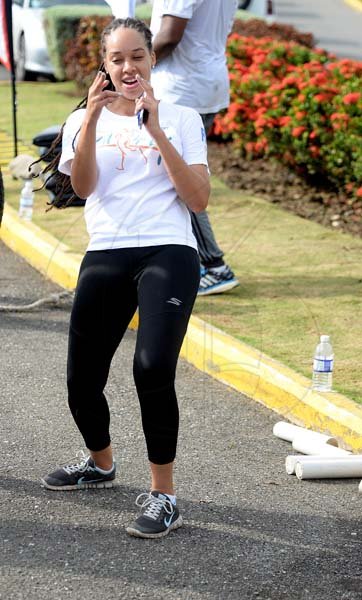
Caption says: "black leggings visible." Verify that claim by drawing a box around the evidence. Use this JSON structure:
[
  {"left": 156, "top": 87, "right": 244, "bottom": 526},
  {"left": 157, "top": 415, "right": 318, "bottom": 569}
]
[{"left": 67, "top": 245, "right": 200, "bottom": 465}]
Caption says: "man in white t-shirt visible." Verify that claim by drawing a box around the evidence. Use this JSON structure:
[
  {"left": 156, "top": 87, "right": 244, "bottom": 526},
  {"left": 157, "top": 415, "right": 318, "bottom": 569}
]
[{"left": 151, "top": 0, "right": 239, "bottom": 296}]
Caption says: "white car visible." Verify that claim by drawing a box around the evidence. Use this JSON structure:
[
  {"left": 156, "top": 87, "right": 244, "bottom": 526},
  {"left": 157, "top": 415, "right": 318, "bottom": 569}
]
[{"left": 12, "top": 0, "right": 111, "bottom": 80}]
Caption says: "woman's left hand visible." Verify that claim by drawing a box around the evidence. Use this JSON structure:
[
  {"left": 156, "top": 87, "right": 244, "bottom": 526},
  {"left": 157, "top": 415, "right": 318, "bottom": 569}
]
[{"left": 134, "top": 75, "right": 161, "bottom": 138}]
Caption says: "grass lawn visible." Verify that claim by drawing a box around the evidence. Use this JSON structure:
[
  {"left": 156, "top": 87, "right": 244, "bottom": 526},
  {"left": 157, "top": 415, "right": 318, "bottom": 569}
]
[{"left": 1, "top": 81, "right": 362, "bottom": 404}]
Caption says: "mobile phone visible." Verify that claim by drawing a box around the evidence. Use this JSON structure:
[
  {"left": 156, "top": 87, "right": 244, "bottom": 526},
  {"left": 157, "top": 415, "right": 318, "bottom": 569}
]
[{"left": 137, "top": 108, "right": 149, "bottom": 129}]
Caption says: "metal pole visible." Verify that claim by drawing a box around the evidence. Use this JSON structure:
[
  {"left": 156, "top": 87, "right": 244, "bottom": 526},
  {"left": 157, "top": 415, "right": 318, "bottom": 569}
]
[
  {"left": 5, "top": 0, "right": 17, "bottom": 157},
  {"left": 10, "top": 67, "right": 17, "bottom": 157}
]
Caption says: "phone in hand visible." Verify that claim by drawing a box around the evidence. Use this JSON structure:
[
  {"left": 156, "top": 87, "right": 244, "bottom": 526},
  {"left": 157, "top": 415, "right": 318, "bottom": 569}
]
[{"left": 137, "top": 108, "right": 149, "bottom": 129}]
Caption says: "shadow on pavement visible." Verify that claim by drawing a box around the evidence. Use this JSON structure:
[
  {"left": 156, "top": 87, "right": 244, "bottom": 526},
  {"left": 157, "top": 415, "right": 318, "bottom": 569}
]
[{"left": 1, "top": 473, "right": 361, "bottom": 598}]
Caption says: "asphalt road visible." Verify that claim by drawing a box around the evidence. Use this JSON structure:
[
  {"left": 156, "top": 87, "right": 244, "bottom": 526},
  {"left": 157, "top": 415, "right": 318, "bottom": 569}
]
[
  {"left": 275, "top": 0, "right": 362, "bottom": 60},
  {"left": 0, "top": 241, "right": 361, "bottom": 600}
]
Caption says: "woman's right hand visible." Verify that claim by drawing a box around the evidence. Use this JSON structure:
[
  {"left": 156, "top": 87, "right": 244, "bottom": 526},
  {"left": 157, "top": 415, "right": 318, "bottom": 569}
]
[
  {"left": 85, "top": 71, "right": 120, "bottom": 122},
  {"left": 71, "top": 71, "right": 119, "bottom": 198}
]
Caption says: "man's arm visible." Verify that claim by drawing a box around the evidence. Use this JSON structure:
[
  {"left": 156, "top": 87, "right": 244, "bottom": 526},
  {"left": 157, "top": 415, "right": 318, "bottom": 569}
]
[{"left": 152, "top": 15, "right": 188, "bottom": 63}]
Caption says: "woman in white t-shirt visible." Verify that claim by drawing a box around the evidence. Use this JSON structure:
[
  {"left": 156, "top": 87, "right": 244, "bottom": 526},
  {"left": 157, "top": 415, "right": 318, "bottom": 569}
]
[{"left": 41, "top": 18, "right": 210, "bottom": 540}]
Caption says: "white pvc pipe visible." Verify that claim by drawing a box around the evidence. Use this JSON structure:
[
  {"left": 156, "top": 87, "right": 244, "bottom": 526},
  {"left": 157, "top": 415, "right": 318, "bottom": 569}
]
[
  {"left": 295, "top": 457, "right": 362, "bottom": 480},
  {"left": 292, "top": 435, "right": 350, "bottom": 456},
  {"left": 273, "top": 421, "right": 308, "bottom": 442},
  {"left": 286, "top": 454, "right": 323, "bottom": 475},
  {"left": 286, "top": 454, "right": 360, "bottom": 475},
  {"left": 273, "top": 421, "right": 338, "bottom": 446},
  {"left": 359, "top": 480, "right": 362, "bottom": 493}
]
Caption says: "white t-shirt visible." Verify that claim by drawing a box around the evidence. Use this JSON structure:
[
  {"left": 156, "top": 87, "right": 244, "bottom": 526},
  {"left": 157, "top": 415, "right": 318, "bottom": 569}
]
[
  {"left": 58, "top": 102, "right": 208, "bottom": 252},
  {"left": 150, "top": 0, "right": 238, "bottom": 114}
]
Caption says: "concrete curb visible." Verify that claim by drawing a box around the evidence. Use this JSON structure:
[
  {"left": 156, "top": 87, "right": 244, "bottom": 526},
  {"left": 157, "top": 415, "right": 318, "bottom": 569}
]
[
  {"left": 2, "top": 202, "right": 362, "bottom": 451},
  {"left": 1, "top": 204, "right": 82, "bottom": 290}
]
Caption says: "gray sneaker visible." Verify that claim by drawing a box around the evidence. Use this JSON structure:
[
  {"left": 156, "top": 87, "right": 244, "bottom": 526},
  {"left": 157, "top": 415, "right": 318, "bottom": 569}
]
[
  {"left": 41, "top": 452, "right": 116, "bottom": 491},
  {"left": 198, "top": 265, "right": 239, "bottom": 296},
  {"left": 126, "top": 491, "right": 183, "bottom": 539}
]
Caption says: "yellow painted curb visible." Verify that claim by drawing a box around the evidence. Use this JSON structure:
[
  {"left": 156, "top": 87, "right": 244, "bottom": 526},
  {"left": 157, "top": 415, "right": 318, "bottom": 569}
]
[
  {"left": 1, "top": 203, "right": 82, "bottom": 290},
  {"left": 179, "top": 317, "right": 362, "bottom": 452},
  {"left": 344, "top": 0, "right": 362, "bottom": 11},
  {"left": 2, "top": 202, "right": 362, "bottom": 451}
]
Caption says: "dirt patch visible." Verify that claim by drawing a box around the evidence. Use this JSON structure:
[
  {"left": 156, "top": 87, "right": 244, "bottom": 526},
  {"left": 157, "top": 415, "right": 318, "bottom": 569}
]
[{"left": 207, "top": 141, "right": 362, "bottom": 238}]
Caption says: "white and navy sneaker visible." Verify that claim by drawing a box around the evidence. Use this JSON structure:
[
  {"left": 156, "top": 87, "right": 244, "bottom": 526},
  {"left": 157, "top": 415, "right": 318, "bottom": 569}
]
[
  {"left": 198, "top": 265, "right": 239, "bottom": 296},
  {"left": 126, "top": 491, "right": 183, "bottom": 539},
  {"left": 40, "top": 452, "right": 116, "bottom": 491}
]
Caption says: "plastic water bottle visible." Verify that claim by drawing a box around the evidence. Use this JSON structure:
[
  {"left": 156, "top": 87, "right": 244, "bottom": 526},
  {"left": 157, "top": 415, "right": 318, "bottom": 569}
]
[
  {"left": 312, "top": 335, "right": 334, "bottom": 392},
  {"left": 18, "top": 179, "right": 34, "bottom": 221}
]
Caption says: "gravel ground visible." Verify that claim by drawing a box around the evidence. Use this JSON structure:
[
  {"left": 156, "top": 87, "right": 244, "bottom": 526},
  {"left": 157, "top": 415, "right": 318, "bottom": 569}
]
[{"left": 0, "top": 242, "right": 361, "bottom": 600}]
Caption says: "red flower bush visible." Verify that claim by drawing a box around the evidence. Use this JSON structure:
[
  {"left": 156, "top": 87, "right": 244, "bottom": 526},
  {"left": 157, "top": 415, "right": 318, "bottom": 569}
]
[
  {"left": 292, "top": 126, "right": 307, "bottom": 137},
  {"left": 214, "top": 35, "right": 362, "bottom": 197},
  {"left": 343, "top": 92, "right": 361, "bottom": 105}
]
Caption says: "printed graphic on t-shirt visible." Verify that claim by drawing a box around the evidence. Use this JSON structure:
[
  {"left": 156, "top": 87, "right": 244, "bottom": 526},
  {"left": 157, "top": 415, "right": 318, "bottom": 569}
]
[
  {"left": 58, "top": 102, "right": 206, "bottom": 253},
  {"left": 96, "top": 128, "right": 172, "bottom": 170}
]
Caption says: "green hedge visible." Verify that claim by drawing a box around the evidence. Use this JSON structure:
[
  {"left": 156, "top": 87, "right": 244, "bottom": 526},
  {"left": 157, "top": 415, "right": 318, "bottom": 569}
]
[
  {"left": 63, "top": 15, "right": 112, "bottom": 93},
  {"left": 44, "top": 4, "right": 111, "bottom": 80},
  {"left": 135, "top": 2, "right": 152, "bottom": 20}
]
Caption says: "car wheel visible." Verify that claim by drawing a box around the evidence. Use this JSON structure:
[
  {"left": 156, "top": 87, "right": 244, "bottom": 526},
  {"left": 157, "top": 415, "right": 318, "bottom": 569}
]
[
  {"left": 238, "top": 0, "right": 252, "bottom": 9},
  {"left": 16, "top": 35, "right": 36, "bottom": 81}
]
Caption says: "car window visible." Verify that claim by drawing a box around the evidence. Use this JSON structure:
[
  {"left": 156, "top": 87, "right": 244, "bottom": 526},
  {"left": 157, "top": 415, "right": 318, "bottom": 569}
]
[{"left": 29, "top": 0, "right": 108, "bottom": 7}]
